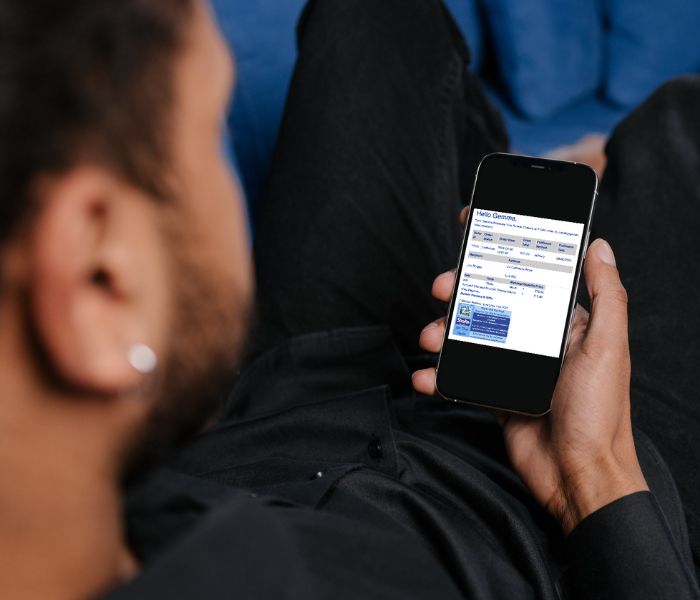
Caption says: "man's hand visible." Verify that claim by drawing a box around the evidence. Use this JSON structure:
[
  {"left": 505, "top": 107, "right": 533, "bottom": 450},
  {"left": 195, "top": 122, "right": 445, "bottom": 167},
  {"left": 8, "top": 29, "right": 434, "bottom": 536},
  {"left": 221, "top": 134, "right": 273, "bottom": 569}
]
[{"left": 413, "top": 208, "right": 648, "bottom": 533}]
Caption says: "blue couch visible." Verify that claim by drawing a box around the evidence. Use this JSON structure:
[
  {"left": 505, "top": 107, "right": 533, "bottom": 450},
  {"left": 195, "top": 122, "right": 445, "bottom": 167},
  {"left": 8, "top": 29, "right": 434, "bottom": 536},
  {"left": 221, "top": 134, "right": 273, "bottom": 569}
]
[{"left": 213, "top": 0, "right": 700, "bottom": 222}]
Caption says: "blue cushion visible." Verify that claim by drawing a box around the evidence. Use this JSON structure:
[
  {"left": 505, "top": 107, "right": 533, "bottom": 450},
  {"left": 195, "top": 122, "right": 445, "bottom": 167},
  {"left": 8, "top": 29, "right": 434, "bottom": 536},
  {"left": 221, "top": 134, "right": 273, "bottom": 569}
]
[
  {"left": 486, "top": 86, "right": 627, "bottom": 156},
  {"left": 479, "top": 0, "right": 604, "bottom": 120},
  {"left": 212, "top": 0, "right": 309, "bottom": 224},
  {"left": 443, "top": 0, "right": 483, "bottom": 70},
  {"left": 605, "top": 0, "right": 700, "bottom": 107}
]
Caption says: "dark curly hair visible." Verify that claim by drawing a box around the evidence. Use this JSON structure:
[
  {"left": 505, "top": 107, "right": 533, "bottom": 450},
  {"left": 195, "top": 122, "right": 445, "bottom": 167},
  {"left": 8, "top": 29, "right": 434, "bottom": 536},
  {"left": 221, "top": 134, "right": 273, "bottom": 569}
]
[{"left": 0, "top": 0, "right": 192, "bottom": 242}]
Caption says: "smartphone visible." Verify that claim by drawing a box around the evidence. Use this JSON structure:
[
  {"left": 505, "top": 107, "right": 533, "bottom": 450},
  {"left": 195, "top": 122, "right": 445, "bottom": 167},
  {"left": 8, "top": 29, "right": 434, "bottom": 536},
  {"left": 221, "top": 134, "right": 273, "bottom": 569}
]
[{"left": 435, "top": 153, "right": 598, "bottom": 416}]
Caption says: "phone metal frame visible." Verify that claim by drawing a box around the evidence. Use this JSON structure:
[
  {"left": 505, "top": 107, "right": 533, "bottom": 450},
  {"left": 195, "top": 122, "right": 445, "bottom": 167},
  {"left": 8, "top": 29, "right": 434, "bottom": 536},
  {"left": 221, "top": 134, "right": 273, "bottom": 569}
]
[{"left": 435, "top": 152, "right": 599, "bottom": 417}]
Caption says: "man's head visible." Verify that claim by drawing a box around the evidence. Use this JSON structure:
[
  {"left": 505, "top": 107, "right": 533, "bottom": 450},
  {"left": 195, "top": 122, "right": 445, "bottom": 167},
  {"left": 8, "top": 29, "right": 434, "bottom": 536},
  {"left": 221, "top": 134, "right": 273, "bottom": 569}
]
[{"left": 0, "top": 0, "right": 252, "bottom": 468}]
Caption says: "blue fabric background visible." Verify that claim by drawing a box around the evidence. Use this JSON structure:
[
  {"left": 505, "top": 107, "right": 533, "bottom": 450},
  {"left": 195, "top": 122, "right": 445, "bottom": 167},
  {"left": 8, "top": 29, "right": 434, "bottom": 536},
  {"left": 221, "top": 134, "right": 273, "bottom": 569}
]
[
  {"left": 212, "top": 0, "right": 700, "bottom": 215},
  {"left": 212, "top": 0, "right": 308, "bottom": 222},
  {"left": 444, "top": 0, "right": 483, "bottom": 69},
  {"left": 604, "top": 0, "right": 700, "bottom": 107},
  {"left": 478, "top": 0, "right": 604, "bottom": 120}
]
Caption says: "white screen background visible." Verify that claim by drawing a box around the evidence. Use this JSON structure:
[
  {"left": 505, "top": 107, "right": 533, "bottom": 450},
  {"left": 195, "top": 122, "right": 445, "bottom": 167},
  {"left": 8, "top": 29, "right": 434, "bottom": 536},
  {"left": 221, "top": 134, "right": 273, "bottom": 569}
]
[{"left": 448, "top": 210, "right": 584, "bottom": 358}]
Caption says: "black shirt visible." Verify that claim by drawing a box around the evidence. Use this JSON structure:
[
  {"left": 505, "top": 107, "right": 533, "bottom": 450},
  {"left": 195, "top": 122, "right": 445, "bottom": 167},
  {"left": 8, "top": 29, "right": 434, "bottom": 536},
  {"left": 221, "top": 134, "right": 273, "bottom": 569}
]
[{"left": 107, "top": 327, "right": 700, "bottom": 599}]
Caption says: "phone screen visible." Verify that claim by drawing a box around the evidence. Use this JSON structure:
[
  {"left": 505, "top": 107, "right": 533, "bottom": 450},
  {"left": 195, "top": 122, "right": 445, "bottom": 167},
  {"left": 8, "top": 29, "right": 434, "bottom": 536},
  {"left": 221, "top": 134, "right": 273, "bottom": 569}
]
[
  {"left": 448, "top": 210, "right": 584, "bottom": 358},
  {"left": 436, "top": 153, "right": 597, "bottom": 416}
]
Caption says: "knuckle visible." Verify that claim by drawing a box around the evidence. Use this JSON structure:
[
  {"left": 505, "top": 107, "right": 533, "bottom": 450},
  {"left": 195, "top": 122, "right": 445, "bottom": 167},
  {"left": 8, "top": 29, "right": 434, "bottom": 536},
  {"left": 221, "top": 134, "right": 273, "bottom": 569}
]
[
  {"left": 596, "top": 282, "right": 628, "bottom": 307},
  {"left": 580, "top": 336, "right": 629, "bottom": 364},
  {"left": 580, "top": 337, "right": 603, "bottom": 359},
  {"left": 610, "top": 285, "right": 629, "bottom": 306}
]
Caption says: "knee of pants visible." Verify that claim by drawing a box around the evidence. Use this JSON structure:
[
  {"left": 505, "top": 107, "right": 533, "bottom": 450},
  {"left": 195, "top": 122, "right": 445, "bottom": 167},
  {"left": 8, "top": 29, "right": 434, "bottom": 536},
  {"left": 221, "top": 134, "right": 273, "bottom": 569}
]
[
  {"left": 617, "top": 74, "right": 700, "bottom": 141},
  {"left": 296, "top": 0, "right": 469, "bottom": 62},
  {"left": 649, "top": 74, "right": 700, "bottom": 112},
  {"left": 605, "top": 73, "right": 700, "bottom": 177}
]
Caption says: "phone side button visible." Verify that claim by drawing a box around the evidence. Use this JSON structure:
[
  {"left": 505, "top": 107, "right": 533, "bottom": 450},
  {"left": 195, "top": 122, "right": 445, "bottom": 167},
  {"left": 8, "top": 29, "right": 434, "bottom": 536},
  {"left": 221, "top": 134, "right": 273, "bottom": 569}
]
[{"left": 582, "top": 232, "right": 591, "bottom": 258}]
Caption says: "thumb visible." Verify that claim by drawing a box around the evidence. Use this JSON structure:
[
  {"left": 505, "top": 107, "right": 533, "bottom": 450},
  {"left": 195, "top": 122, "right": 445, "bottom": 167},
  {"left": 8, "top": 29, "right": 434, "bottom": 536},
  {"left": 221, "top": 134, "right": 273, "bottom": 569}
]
[{"left": 583, "top": 239, "right": 629, "bottom": 347}]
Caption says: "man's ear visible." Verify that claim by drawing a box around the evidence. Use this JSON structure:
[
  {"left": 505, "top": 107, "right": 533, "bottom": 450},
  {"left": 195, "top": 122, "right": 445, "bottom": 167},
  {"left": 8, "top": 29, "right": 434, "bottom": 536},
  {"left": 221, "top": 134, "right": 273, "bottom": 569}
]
[{"left": 27, "top": 168, "right": 172, "bottom": 395}]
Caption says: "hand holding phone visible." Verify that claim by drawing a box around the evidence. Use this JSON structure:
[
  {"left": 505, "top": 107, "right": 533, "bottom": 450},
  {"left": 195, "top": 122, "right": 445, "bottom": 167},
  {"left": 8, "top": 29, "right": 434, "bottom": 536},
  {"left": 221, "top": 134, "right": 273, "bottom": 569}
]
[{"left": 414, "top": 225, "right": 649, "bottom": 533}]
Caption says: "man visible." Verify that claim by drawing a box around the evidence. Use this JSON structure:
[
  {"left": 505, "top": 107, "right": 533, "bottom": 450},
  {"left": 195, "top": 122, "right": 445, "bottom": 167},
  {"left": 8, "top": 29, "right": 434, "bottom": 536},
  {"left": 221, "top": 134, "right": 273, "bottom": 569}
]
[
  {"left": 0, "top": 1, "right": 252, "bottom": 597},
  {"left": 0, "top": 0, "right": 698, "bottom": 599}
]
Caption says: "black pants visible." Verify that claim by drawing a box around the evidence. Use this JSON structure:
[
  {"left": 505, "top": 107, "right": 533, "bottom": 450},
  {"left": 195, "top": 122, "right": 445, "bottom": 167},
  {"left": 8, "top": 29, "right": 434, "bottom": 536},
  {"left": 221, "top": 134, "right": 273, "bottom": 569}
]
[{"left": 251, "top": 0, "right": 700, "bottom": 566}]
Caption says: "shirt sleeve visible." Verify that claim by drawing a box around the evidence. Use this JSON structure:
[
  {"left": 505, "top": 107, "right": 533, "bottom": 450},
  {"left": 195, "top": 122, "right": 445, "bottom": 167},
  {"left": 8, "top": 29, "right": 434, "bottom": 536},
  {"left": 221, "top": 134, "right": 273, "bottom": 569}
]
[{"left": 564, "top": 491, "right": 700, "bottom": 599}]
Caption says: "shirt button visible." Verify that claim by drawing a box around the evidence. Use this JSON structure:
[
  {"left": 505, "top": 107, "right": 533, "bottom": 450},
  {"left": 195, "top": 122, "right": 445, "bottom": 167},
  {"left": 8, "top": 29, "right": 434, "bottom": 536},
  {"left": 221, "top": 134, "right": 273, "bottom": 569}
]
[{"left": 368, "top": 437, "right": 383, "bottom": 460}]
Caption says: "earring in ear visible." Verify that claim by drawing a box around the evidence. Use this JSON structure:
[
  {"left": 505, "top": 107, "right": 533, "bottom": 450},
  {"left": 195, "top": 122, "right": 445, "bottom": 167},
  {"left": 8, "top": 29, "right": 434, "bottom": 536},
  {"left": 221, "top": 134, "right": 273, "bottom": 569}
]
[{"left": 127, "top": 343, "right": 158, "bottom": 374}]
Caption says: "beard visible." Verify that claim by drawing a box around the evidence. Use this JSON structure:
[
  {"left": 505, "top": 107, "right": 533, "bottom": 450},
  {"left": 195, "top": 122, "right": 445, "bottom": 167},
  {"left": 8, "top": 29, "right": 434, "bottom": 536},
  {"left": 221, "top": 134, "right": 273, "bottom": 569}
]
[{"left": 124, "top": 223, "right": 252, "bottom": 475}]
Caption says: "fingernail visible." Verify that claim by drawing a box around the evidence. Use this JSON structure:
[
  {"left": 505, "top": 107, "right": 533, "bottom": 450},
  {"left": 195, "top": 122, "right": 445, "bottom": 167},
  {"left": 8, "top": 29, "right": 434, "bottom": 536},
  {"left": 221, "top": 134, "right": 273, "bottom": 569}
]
[
  {"left": 592, "top": 239, "right": 616, "bottom": 266},
  {"left": 422, "top": 322, "right": 439, "bottom": 333},
  {"left": 436, "top": 271, "right": 453, "bottom": 282}
]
